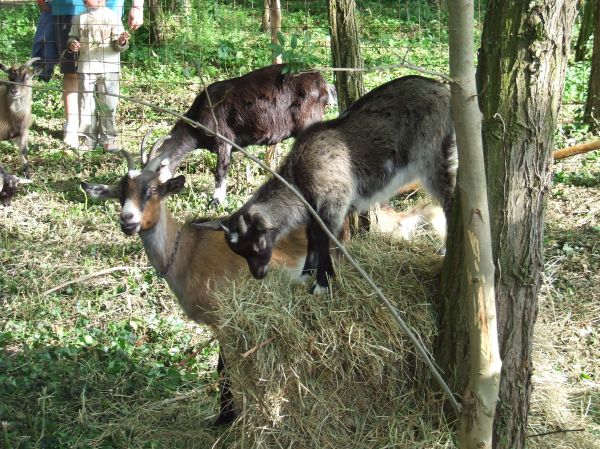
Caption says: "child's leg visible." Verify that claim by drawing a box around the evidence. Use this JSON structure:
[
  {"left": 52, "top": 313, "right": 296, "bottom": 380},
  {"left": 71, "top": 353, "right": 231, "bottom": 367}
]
[
  {"left": 78, "top": 73, "right": 98, "bottom": 147},
  {"left": 96, "top": 72, "right": 120, "bottom": 150}
]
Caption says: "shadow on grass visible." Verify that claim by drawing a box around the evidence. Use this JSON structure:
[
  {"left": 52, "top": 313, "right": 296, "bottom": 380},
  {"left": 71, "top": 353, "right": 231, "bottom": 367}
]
[{"left": 0, "top": 331, "right": 222, "bottom": 448}]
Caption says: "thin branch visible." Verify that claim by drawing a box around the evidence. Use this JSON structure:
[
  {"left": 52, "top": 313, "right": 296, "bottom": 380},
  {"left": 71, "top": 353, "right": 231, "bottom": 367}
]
[
  {"left": 553, "top": 139, "right": 600, "bottom": 160},
  {"left": 308, "top": 62, "right": 454, "bottom": 84},
  {"left": 242, "top": 336, "right": 276, "bottom": 358},
  {"left": 176, "top": 336, "right": 217, "bottom": 367},
  {"left": 42, "top": 266, "right": 137, "bottom": 296},
  {"left": 528, "top": 428, "right": 585, "bottom": 438}
]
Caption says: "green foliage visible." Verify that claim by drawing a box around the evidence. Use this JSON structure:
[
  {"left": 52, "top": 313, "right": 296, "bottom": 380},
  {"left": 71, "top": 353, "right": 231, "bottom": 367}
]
[{"left": 269, "top": 32, "right": 319, "bottom": 73}]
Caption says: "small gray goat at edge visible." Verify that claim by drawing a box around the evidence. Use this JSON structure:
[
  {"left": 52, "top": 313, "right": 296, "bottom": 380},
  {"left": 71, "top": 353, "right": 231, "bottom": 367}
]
[
  {"left": 197, "top": 75, "right": 457, "bottom": 294},
  {"left": 0, "top": 57, "right": 41, "bottom": 179}
]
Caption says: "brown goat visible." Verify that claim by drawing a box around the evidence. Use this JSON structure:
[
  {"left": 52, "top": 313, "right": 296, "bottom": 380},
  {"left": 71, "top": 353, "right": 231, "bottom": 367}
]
[
  {"left": 155, "top": 64, "right": 334, "bottom": 205},
  {"left": 0, "top": 57, "right": 41, "bottom": 178},
  {"left": 81, "top": 146, "right": 307, "bottom": 425}
]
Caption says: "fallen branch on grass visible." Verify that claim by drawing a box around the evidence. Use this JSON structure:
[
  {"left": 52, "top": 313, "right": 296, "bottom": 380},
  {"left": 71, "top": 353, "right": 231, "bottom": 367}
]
[
  {"left": 527, "top": 428, "right": 585, "bottom": 438},
  {"left": 41, "top": 266, "right": 138, "bottom": 297}
]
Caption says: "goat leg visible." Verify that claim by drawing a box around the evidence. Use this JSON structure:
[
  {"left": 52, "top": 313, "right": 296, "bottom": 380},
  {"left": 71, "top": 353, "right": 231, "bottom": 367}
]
[
  {"left": 15, "top": 132, "right": 30, "bottom": 179},
  {"left": 211, "top": 143, "right": 232, "bottom": 207},
  {"left": 214, "top": 352, "right": 236, "bottom": 426}
]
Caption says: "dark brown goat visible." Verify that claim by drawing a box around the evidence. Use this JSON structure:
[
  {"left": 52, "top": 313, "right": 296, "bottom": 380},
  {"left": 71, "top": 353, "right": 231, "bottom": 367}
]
[
  {"left": 0, "top": 57, "right": 41, "bottom": 178},
  {"left": 156, "top": 64, "right": 334, "bottom": 205}
]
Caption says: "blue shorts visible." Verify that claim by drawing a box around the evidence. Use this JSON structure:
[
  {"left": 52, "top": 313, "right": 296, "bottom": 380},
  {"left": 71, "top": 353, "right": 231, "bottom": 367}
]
[
  {"left": 53, "top": 15, "right": 78, "bottom": 74},
  {"left": 31, "top": 11, "right": 59, "bottom": 82}
]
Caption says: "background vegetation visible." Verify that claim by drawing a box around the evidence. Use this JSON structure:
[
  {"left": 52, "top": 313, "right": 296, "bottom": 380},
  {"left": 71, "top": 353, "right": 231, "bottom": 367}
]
[{"left": 0, "top": 0, "right": 598, "bottom": 447}]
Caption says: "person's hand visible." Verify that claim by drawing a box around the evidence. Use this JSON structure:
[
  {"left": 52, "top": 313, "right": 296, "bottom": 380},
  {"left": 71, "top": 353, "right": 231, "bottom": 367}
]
[
  {"left": 128, "top": 6, "right": 143, "bottom": 30},
  {"left": 69, "top": 40, "right": 81, "bottom": 52},
  {"left": 118, "top": 31, "right": 130, "bottom": 46}
]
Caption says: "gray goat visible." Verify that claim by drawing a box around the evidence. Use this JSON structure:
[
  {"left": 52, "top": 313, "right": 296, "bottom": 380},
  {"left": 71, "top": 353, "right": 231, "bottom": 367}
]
[
  {"left": 0, "top": 57, "right": 40, "bottom": 178},
  {"left": 0, "top": 164, "right": 32, "bottom": 206},
  {"left": 203, "top": 75, "right": 457, "bottom": 294}
]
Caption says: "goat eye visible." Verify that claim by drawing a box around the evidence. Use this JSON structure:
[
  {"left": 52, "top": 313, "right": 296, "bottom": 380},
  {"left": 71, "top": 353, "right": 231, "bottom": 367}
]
[{"left": 151, "top": 187, "right": 159, "bottom": 194}]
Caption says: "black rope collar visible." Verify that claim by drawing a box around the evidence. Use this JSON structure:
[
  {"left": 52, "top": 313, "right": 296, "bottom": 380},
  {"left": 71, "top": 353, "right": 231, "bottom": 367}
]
[{"left": 157, "top": 229, "right": 182, "bottom": 278}]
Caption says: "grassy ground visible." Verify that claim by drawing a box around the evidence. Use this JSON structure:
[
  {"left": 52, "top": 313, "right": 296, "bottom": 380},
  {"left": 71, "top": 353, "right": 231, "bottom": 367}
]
[{"left": 1, "top": 1, "right": 599, "bottom": 448}]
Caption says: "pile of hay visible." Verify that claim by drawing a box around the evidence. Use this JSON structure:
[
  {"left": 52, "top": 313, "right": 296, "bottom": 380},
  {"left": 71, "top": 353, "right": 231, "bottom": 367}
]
[{"left": 214, "top": 233, "right": 456, "bottom": 448}]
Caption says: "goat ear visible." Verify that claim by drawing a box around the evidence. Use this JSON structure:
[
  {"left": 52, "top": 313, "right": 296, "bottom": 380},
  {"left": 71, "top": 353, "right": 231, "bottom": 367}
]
[
  {"left": 192, "top": 219, "right": 227, "bottom": 232},
  {"left": 157, "top": 159, "right": 173, "bottom": 183},
  {"left": 0, "top": 62, "right": 8, "bottom": 73},
  {"left": 81, "top": 182, "right": 119, "bottom": 200},
  {"left": 159, "top": 175, "right": 185, "bottom": 197},
  {"left": 238, "top": 214, "right": 248, "bottom": 235}
]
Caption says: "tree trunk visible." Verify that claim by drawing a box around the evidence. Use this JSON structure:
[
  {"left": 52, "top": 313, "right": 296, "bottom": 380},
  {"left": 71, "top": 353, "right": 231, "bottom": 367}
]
[
  {"left": 439, "top": 2, "right": 578, "bottom": 449},
  {"left": 328, "top": 0, "right": 365, "bottom": 234},
  {"left": 327, "top": 0, "right": 364, "bottom": 113},
  {"left": 575, "top": 0, "right": 596, "bottom": 62},
  {"left": 147, "top": 0, "right": 165, "bottom": 45},
  {"left": 584, "top": 3, "right": 600, "bottom": 130},
  {"left": 264, "top": 0, "right": 282, "bottom": 170},
  {"left": 447, "top": 2, "right": 500, "bottom": 448},
  {"left": 261, "top": 0, "right": 270, "bottom": 32}
]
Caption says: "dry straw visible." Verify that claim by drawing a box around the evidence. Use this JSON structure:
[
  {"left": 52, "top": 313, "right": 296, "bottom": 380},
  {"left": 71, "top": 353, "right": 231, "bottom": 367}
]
[{"left": 213, "top": 233, "right": 457, "bottom": 449}]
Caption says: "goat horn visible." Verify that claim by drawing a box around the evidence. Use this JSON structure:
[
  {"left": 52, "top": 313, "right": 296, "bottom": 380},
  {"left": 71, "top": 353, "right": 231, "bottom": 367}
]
[
  {"left": 144, "top": 152, "right": 169, "bottom": 173},
  {"left": 139, "top": 129, "right": 154, "bottom": 165},
  {"left": 148, "top": 135, "right": 171, "bottom": 163},
  {"left": 120, "top": 150, "right": 137, "bottom": 171},
  {"left": 218, "top": 221, "right": 230, "bottom": 234},
  {"left": 23, "top": 57, "right": 41, "bottom": 68},
  {"left": 238, "top": 214, "right": 248, "bottom": 235}
]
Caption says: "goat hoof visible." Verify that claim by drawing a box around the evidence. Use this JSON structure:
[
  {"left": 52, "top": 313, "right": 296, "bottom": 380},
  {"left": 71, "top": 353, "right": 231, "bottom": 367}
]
[
  {"left": 298, "top": 273, "right": 312, "bottom": 285},
  {"left": 310, "top": 283, "right": 329, "bottom": 296},
  {"left": 208, "top": 198, "right": 222, "bottom": 208},
  {"left": 213, "top": 409, "right": 237, "bottom": 427}
]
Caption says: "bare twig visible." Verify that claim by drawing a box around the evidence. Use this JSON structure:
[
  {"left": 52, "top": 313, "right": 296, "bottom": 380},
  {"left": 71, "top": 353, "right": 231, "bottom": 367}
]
[
  {"left": 308, "top": 62, "right": 454, "bottom": 84},
  {"left": 176, "top": 336, "right": 217, "bottom": 367},
  {"left": 42, "top": 266, "right": 137, "bottom": 296},
  {"left": 553, "top": 139, "right": 600, "bottom": 160},
  {"left": 242, "top": 336, "right": 276, "bottom": 358},
  {"left": 528, "top": 428, "right": 585, "bottom": 438}
]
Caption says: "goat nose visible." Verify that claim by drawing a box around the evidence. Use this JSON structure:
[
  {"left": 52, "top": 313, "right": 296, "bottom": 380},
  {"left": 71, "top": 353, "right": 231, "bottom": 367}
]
[{"left": 122, "top": 212, "right": 134, "bottom": 221}]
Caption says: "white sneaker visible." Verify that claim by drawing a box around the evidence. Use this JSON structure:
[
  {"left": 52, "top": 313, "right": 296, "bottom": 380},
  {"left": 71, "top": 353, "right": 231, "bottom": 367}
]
[{"left": 63, "top": 131, "right": 80, "bottom": 148}]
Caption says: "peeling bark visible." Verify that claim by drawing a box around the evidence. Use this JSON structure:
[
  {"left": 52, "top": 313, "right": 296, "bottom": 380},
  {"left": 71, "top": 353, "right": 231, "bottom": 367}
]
[
  {"left": 439, "top": 2, "right": 578, "bottom": 449},
  {"left": 447, "top": 2, "right": 501, "bottom": 448}
]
